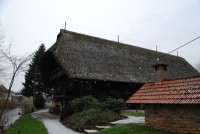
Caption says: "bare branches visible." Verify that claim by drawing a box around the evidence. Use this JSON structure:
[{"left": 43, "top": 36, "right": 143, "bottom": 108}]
[
  {"left": 0, "top": 44, "right": 33, "bottom": 94},
  {"left": 0, "top": 44, "right": 33, "bottom": 130},
  {"left": 0, "top": 22, "right": 34, "bottom": 131},
  {"left": 1, "top": 42, "right": 33, "bottom": 75},
  {"left": 0, "top": 23, "right": 4, "bottom": 46},
  {"left": 0, "top": 23, "right": 5, "bottom": 76},
  {"left": 0, "top": 49, "right": 33, "bottom": 75}
]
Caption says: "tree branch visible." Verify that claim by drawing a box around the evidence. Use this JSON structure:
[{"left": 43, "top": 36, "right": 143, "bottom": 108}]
[{"left": 0, "top": 45, "right": 33, "bottom": 128}]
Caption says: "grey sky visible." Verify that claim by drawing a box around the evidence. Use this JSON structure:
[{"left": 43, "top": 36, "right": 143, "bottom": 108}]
[{"left": 0, "top": 0, "right": 200, "bottom": 92}]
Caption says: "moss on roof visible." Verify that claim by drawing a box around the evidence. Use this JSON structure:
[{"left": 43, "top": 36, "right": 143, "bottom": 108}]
[{"left": 46, "top": 29, "right": 199, "bottom": 83}]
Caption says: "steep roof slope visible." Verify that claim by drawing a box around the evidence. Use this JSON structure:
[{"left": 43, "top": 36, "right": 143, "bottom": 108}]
[
  {"left": 126, "top": 76, "right": 200, "bottom": 104},
  {"left": 46, "top": 29, "right": 199, "bottom": 83}
]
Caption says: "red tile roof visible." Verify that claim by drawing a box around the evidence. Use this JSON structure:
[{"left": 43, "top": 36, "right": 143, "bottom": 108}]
[{"left": 126, "top": 76, "right": 200, "bottom": 104}]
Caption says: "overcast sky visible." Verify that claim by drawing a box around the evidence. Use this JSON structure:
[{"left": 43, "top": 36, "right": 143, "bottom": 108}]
[{"left": 0, "top": 0, "right": 200, "bottom": 92}]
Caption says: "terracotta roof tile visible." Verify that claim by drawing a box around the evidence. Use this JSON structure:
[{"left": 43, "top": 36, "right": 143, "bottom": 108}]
[{"left": 126, "top": 76, "right": 200, "bottom": 104}]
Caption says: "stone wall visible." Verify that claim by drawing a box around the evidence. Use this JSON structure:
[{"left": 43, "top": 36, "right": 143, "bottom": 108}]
[{"left": 145, "top": 104, "right": 200, "bottom": 134}]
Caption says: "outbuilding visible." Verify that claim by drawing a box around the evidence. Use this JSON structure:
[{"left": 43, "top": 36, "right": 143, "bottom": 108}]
[{"left": 126, "top": 64, "right": 200, "bottom": 134}]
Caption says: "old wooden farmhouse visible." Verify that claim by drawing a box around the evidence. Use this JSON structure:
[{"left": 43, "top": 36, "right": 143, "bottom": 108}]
[
  {"left": 39, "top": 29, "right": 199, "bottom": 111},
  {"left": 126, "top": 65, "right": 200, "bottom": 134}
]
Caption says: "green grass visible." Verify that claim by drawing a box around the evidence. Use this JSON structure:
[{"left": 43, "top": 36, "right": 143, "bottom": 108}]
[
  {"left": 5, "top": 114, "right": 48, "bottom": 134},
  {"left": 97, "top": 124, "right": 174, "bottom": 134},
  {"left": 121, "top": 110, "right": 145, "bottom": 117}
]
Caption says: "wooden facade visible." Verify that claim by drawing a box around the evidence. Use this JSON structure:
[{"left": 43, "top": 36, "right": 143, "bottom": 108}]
[{"left": 40, "top": 53, "right": 143, "bottom": 102}]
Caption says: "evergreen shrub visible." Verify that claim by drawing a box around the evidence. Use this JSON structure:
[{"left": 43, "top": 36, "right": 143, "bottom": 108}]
[
  {"left": 34, "top": 95, "right": 45, "bottom": 109},
  {"left": 102, "top": 97, "right": 125, "bottom": 114},
  {"left": 71, "top": 96, "right": 101, "bottom": 113},
  {"left": 67, "top": 108, "right": 121, "bottom": 132},
  {"left": 60, "top": 102, "right": 74, "bottom": 122}
]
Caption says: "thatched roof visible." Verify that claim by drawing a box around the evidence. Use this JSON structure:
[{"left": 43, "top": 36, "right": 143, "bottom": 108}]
[{"left": 44, "top": 29, "right": 199, "bottom": 83}]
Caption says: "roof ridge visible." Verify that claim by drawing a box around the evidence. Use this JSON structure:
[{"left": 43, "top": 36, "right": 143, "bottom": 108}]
[
  {"left": 59, "top": 29, "right": 183, "bottom": 60},
  {"left": 41, "top": 29, "right": 199, "bottom": 84}
]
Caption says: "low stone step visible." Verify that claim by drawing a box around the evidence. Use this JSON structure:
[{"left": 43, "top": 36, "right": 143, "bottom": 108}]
[
  {"left": 84, "top": 129, "right": 98, "bottom": 134},
  {"left": 96, "top": 125, "right": 111, "bottom": 129}
]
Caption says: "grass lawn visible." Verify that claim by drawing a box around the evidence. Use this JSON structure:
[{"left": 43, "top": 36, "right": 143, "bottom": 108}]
[
  {"left": 5, "top": 114, "right": 48, "bottom": 134},
  {"left": 97, "top": 124, "right": 174, "bottom": 134},
  {"left": 121, "top": 110, "right": 145, "bottom": 117}
]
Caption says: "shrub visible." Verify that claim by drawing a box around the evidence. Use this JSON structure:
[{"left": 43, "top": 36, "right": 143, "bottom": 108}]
[
  {"left": 60, "top": 102, "right": 74, "bottom": 122},
  {"left": 71, "top": 96, "right": 101, "bottom": 113},
  {"left": 67, "top": 109, "right": 122, "bottom": 132},
  {"left": 102, "top": 97, "right": 125, "bottom": 114},
  {"left": 22, "top": 105, "right": 35, "bottom": 114},
  {"left": 34, "top": 95, "right": 45, "bottom": 109}
]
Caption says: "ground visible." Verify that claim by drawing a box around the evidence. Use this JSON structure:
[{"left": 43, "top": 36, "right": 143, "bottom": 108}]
[
  {"left": 4, "top": 108, "right": 145, "bottom": 134},
  {"left": 32, "top": 109, "right": 145, "bottom": 134}
]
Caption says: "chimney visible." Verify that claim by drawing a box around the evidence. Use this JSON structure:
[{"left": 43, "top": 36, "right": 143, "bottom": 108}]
[{"left": 152, "top": 64, "right": 168, "bottom": 83}]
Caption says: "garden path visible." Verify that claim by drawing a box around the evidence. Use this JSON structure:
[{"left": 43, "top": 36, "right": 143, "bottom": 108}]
[
  {"left": 32, "top": 109, "right": 81, "bottom": 134},
  {"left": 32, "top": 109, "right": 145, "bottom": 134},
  {"left": 110, "top": 116, "right": 145, "bottom": 124}
]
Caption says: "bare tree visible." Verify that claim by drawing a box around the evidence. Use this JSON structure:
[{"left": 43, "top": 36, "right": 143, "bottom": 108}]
[
  {"left": 0, "top": 23, "right": 5, "bottom": 76},
  {"left": 0, "top": 45, "right": 32, "bottom": 132}
]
